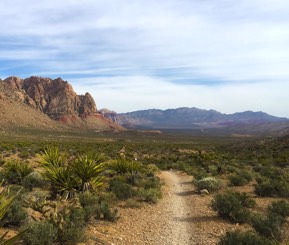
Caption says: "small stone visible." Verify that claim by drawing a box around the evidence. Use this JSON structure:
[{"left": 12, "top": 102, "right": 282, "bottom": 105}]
[{"left": 200, "top": 189, "right": 210, "bottom": 195}]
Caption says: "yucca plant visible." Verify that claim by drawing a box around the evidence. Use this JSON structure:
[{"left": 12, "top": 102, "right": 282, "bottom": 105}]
[
  {"left": 42, "top": 165, "right": 79, "bottom": 200},
  {"left": 108, "top": 159, "right": 142, "bottom": 175},
  {"left": 3, "top": 160, "right": 33, "bottom": 184},
  {"left": 38, "top": 147, "right": 79, "bottom": 199},
  {"left": 37, "top": 147, "right": 66, "bottom": 167},
  {"left": 73, "top": 154, "right": 105, "bottom": 192}
]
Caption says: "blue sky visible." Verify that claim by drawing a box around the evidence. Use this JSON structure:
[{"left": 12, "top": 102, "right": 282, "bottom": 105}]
[{"left": 0, "top": 0, "right": 289, "bottom": 117}]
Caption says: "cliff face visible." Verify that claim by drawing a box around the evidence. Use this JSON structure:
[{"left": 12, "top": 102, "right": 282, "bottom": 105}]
[
  {"left": 0, "top": 76, "right": 122, "bottom": 131},
  {"left": 3, "top": 76, "right": 97, "bottom": 119}
]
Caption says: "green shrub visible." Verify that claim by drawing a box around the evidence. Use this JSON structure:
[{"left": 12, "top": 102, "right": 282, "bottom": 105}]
[
  {"left": 79, "top": 192, "right": 101, "bottom": 221},
  {"left": 267, "top": 200, "right": 289, "bottom": 218},
  {"left": 211, "top": 191, "right": 255, "bottom": 223},
  {"left": 109, "top": 177, "right": 135, "bottom": 200},
  {"left": 100, "top": 202, "right": 118, "bottom": 221},
  {"left": 22, "top": 171, "right": 45, "bottom": 190},
  {"left": 254, "top": 178, "right": 289, "bottom": 197},
  {"left": 229, "top": 175, "right": 249, "bottom": 186},
  {"left": 22, "top": 221, "right": 57, "bottom": 245},
  {"left": 229, "top": 171, "right": 252, "bottom": 186},
  {"left": 1, "top": 199, "right": 28, "bottom": 227},
  {"left": 251, "top": 213, "right": 284, "bottom": 241},
  {"left": 218, "top": 231, "right": 274, "bottom": 245},
  {"left": 138, "top": 188, "right": 162, "bottom": 204},
  {"left": 79, "top": 192, "right": 118, "bottom": 222},
  {"left": 194, "top": 177, "right": 222, "bottom": 192}
]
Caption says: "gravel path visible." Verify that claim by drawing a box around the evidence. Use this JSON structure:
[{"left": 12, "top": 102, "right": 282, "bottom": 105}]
[{"left": 92, "top": 171, "right": 230, "bottom": 245}]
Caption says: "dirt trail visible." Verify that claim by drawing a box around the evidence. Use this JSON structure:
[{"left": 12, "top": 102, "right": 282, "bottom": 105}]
[{"left": 93, "top": 171, "right": 229, "bottom": 245}]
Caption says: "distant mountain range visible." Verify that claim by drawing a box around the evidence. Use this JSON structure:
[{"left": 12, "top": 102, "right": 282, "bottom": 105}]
[
  {"left": 100, "top": 107, "right": 289, "bottom": 135},
  {"left": 1, "top": 75, "right": 288, "bottom": 137}
]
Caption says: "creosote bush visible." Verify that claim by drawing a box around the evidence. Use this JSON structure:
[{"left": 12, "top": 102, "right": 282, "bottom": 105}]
[
  {"left": 250, "top": 200, "right": 289, "bottom": 242},
  {"left": 22, "top": 221, "right": 57, "bottom": 245},
  {"left": 251, "top": 213, "right": 284, "bottom": 241},
  {"left": 229, "top": 170, "right": 252, "bottom": 186},
  {"left": 1, "top": 198, "right": 28, "bottom": 227},
  {"left": 267, "top": 200, "right": 289, "bottom": 218},
  {"left": 211, "top": 191, "right": 255, "bottom": 223}
]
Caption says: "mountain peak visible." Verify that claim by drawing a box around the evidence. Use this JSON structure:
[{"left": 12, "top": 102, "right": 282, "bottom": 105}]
[{"left": 0, "top": 76, "right": 122, "bottom": 131}]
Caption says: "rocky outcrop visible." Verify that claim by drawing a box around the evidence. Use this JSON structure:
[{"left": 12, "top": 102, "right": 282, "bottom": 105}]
[
  {"left": 0, "top": 76, "right": 123, "bottom": 131},
  {"left": 3, "top": 76, "right": 97, "bottom": 119}
]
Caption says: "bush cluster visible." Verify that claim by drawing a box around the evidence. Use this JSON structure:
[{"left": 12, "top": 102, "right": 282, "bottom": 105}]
[{"left": 211, "top": 191, "right": 255, "bottom": 223}]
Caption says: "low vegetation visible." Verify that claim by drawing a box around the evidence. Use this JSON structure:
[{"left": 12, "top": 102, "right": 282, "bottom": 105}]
[{"left": 0, "top": 132, "right": 289, "bottom": 244}]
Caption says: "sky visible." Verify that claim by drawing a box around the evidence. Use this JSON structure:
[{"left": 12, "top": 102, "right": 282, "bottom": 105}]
[{"left": 0, "top": 0, "right": 289, "bottom": 117}]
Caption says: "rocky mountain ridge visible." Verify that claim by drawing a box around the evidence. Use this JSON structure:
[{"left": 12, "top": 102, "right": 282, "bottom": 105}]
[{"left": 0, "top": 76, "right": 122, "bottom": 131}]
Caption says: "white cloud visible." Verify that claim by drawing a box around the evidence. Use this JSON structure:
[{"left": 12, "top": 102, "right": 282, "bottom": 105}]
[{"left": 0, "top": 0, "right": 289, "bottom": 116}]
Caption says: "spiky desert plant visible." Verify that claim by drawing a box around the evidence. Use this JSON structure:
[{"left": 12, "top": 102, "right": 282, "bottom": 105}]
[
  {"left": 73, "top": 154, "right": 104, "bottom": 192},
  {"left": 108, "top": 159, "right": 142, "bottom": 175},
  {"left": 38, "top": 147, "right": 79, "bottom": 199},
  {"left": 3, "top": 160, "right": 33, "bottom": 184},
  {"left": 43, "top": 165, "right": 79, "bottom": 199},
  {"left": 37, "top": 147, "right": 66, "bottom": 167}
]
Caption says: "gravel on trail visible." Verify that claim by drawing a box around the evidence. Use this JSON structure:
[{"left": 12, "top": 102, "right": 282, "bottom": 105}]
[{"left": 90, "top": 171, "right": 234, "bottom": 245}]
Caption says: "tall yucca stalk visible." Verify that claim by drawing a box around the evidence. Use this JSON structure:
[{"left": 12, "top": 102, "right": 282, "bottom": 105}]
[{"left": 73, "top": 154, "right": 105, "bottom": 192}]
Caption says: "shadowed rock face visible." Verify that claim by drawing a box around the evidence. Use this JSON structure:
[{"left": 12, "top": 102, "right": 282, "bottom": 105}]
[{"left": 3, "top": 76, "right": 97, "bottom": 119}]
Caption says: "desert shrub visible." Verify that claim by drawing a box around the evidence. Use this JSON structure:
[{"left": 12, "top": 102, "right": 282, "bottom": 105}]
[
  {"left": 218, "top": 230, "right": 274, "bottom": 245},
  {"left": 137, "top": 188, "right": 162, "bottom": 204},
  {"left": 267, "top": 200, "right": 289, "bottom": 218},
  {"left": 3, "top": 160, "right": 33, "bottom": 184},
  {"left": 79, "top": 192, "right": 101, "bottom": 221},
  {"left": 109, "top": 177, "right": 135, "bottom": 200},
  {"left": 141, "top": 175, "right": 161, "bottom": 189},
  {"left": 229, "top": 175, "right": 248, "bottom": 186},
  {"left": 56, "top": 208, "right": 86, "bottom": 244},
  {"left": 22, "top": 171, "right": 45, "bottom": 190},
  {"left": 254, "top": 178, "right": 289, "bottom": 197},
  {"left": 22, "top": 221, "right": 57, "bottom": 245},
  {"left": 79, "top": 192, "right": 118, "bottom": 222},
  {"left": 100, "top": 202, "right": 118, "bottom": 221},
  {"left": 142, "top": 164, "right": 159, "bottom": 176},
  {"left": 194, "top": 177, "right": 222, "bottom": 192},
  {"left": 1, "top": 199, "right": 28, "bottom": 227},
  {"left": 211, "top": 191, "right": 255, "bottom": 223},
  {"left": 251, "top": 213, "right": 284, "bottom": 241},
  {"left": 229, "top": 170, "right": 252, "bottom": 186}
]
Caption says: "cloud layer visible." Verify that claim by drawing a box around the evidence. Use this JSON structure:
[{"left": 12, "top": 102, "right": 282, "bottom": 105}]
[{"left": 0, "top": 0, "right": 289, "bottom": 116}]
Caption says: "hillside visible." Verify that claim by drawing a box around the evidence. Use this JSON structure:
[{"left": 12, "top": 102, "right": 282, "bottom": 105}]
[{"left": 0, "top": 76, "right": 122, "bottom": 133}]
